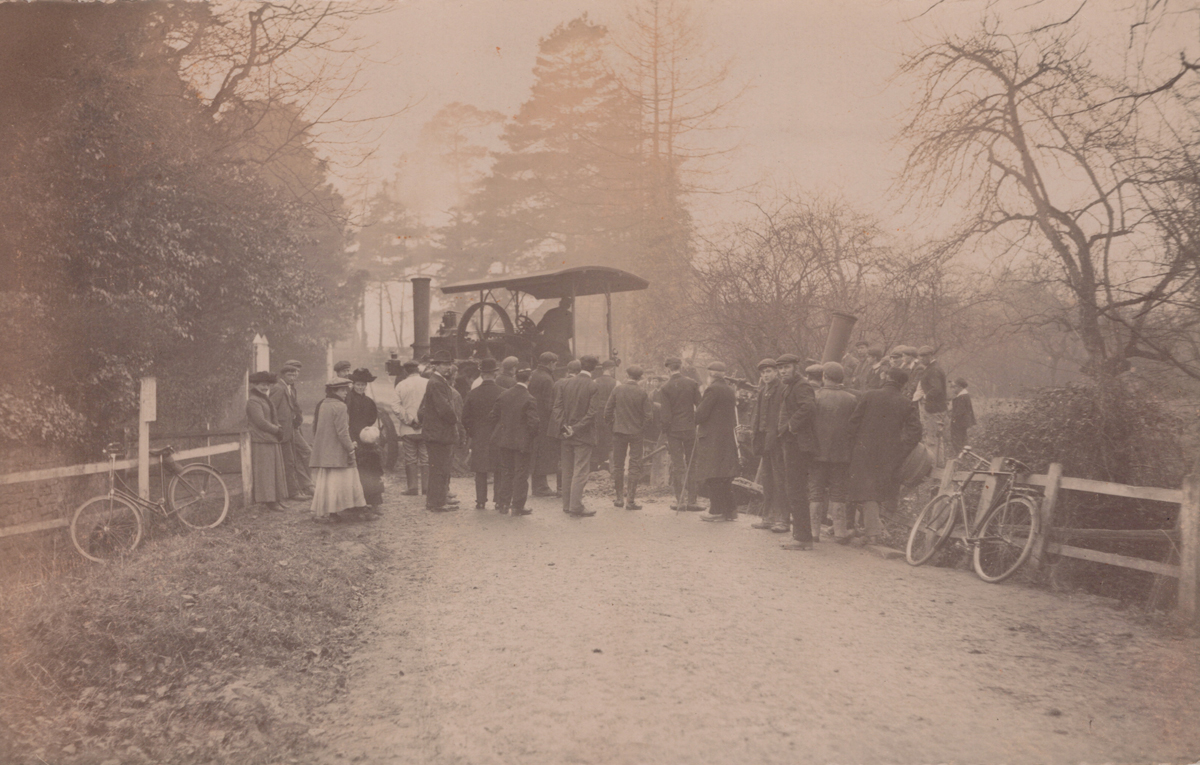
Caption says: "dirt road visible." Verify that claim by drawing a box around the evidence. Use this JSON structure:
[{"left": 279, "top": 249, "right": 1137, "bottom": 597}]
[{"left": 307, "top": 476, "right": 1200, "bottom": 764}]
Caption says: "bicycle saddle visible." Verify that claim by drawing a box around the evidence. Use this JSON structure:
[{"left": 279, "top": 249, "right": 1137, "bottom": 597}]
[{"left": 149, "top": 445, "right": 175, "bottom": 457}]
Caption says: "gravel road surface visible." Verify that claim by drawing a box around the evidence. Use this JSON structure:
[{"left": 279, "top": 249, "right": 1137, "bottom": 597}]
[{"left": 308, "top": 475, "right": 1200, "bottom": 764}]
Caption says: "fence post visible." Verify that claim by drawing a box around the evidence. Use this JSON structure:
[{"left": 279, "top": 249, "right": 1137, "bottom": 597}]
[
  {"left": 1178, "top": 470, "right": 1200, "bottom": 625},
  {"left": 138, "top": 377, "right": 156, "bottom": 500},
  {"left": 239, "top": 430, "right": 254, "bottom": 505},
  {"left": 1030, "top": 462, "right": 1062, "bottom": 569},
  {"left": 972, "top": 456, "right": 1006, "bottom": 527}
]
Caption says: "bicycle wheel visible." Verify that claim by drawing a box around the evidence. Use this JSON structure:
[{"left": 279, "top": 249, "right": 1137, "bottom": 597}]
[
  {"left": 169, "top": 464, "right": 230, "bottom": 529},
  {"left": 71, "top": 495, "right": 143, "bottom": 563},
  {"left": 973, "top": 496, "right": 1038, "bottom": 583},
  {"left": 906, "top": 493, "right": 959, "bottom": 566}
]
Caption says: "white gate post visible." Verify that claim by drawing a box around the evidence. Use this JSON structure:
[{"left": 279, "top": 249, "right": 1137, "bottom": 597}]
[{"left": 138, "top": 377, "right": 156, "bottom": 500}]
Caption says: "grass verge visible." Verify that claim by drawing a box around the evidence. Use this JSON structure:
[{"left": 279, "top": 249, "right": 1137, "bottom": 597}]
[{"left": 0, "top": 505, "right": 386, "bottom": 764}]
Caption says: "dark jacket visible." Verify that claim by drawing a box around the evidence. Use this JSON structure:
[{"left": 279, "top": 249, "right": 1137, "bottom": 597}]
[
  {"left": 546, "top": 375, "right": 571, "bottom": 439},
  {"left": 489, "top": 384, "right": 541, "bottom": 453},
  {"left": 605, "top": 380, "right": 653, "bottom": 436},
  {"left": 750, "top": 379, "right": 783, "bottom": 455},
  {"left": 247, "top": 390, "right": 283, "bottom": 444},
  {"left": 463, "top": 379, "right": 504, "bottom": 471},
  {"left": 345, "top": 389, "right": 378, "bottom": 444},
  {"left": 950, "top": 391, "right": 976, "bottom": 435},
  {"left": 658, "top": 372, "right": 701, "bottom": 435},
  {"left": 813, "top": 383, "right": 858, "bottom": 463},
  {"left": 777, "top": 377, "right": 818, "bottom": 453},
  {"left": 268, "top": 381, "right": 300, "bottom": 442},
  {"left": 692, "top": 379, "right": 740, "bottom": 482},
  {"left": 919, "top": 360, "right": 948, "bottom": 413},
  {"left": 529, "top": 364, "right": 559, "bottom": 473},
  {"left": 418, "top": 372, "right": 459, "bottom": 444},
  {"left": 846, "top": 383, "right": 923, "bottom": 503},
  {"left": 554, "top": 371, "right": 600, "bottom": 445}
]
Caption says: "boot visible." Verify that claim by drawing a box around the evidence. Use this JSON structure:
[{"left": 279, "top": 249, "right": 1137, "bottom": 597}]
[
  {"left": 402, "top": 464, "right": 419, "bottom": 495},
  {"left": 420, "top": 466, "right": 430, "bottom": 496},
  {"left": 830, "top": 502, "right": 850, "bottom": 543},
  {"left": 625, "top": 484, "right": 641, "bottom": 510}
]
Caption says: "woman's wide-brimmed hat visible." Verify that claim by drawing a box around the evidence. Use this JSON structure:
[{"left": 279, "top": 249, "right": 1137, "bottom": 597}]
[
  {"left": 325, "top": 377, "right": 352, "bottom": 389},
  {"left": 249, "top": 371, "right": 277, "bottom": 385},
  {"left": 348, "top": 368, "right": 377, "bottom": 383}
]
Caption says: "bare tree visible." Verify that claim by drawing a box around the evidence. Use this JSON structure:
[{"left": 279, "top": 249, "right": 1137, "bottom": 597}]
[
  {"left": 689, "top": 192, "right": 986, "bottom": 377},
  {"left": 897, "top": 23, "right": 1200, "bottom": 379}
]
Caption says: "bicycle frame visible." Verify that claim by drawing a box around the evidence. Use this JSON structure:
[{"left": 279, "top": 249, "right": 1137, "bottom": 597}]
[
  {"left": 104, "top": 451, "right": 175, "bottom": 520},
  {"left": 943, "top": 453, "right": 1036, "bottom": 545}
]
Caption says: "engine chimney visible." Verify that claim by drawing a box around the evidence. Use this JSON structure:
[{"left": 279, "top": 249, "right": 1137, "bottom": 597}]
[{"left": 411, "top": 277, "right": 431, "bottom": 361}]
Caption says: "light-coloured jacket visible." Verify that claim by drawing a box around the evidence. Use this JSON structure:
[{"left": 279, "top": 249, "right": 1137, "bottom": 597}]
[
  {"left": 395, "top": 374, "right": 429, "bottom": 437},
  {"left": 309, "top": 397, "right": 355, "bottom": 468}
]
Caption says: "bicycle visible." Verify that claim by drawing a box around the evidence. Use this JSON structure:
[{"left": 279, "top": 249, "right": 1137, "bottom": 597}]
[
  {"left": 905, "top": 447, "right": 1042, "bottom": 583},
  {"left": 70, "top": 443, "right": 231, "bottom": 563}
]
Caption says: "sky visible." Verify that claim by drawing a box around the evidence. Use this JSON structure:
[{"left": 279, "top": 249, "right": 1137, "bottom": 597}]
[{"left": 332, "top": 0, "right": 1199, "bottom": 233}]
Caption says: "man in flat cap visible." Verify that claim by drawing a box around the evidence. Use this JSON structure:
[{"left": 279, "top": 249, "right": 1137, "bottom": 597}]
[
  {"left": 660, "top": 356, "right": 702, "bottom": 510},
  {"left": 528, "top": 351, "right": 559, "bottom": 497},
  {"left": 270, "top": 363, "right": 313, "bottom": 499},
  {"left": 696, "top": 362, "right": 741, "bottom": 522},
  {"left": 418, "top": 350, "right": 461, "bottom": 512},
  {"left": 462, "top": 357, "right": 503, "bottom": 509},
  {"left": 554, "top": 355, "right": 600, "bottom": 516},
  {"left": 750, "top": 358, "right": 788, "bottom": 533},
  {"left": 395, "top": 359, "right": 428, "bottom": 495},
  {"left": 604, "top": 364, "right": 653, "bottom": 509},
  {"left": 591, "top": 358, "right": 618, "bottom": 471},
  {"left": 811, "top": 361, "right": 858, "bottom": 542},
  {"left": 777, "top": 353, "right": 817, "bottom": 550},
  {"left": 489, "top": 367, "right": 540, "bottom": 515},
  {"left": 547, "top": 359, "right": 581, "bottom": 498},
  {"left": 915, "top": 345, "right": 948, "bottom": 466}
]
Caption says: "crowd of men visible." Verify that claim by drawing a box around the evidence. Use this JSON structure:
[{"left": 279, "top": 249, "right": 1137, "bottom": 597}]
[{"left": 374, "top": 340, "right": 977, "bottom": 548}]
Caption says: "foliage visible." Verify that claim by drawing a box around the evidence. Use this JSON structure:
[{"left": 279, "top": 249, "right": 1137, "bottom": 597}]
[
  {"left": 0, "top": 3, "right": 357, "bottom": 444},
  {"left": 0, "top": 514, "right": 383, "bottom": 762},
  {"left": 463, "top": 15, "right": 643, "bottom": 281},
  {"left": 973, "top": 379, "right": 1187, "bottom": 528}
]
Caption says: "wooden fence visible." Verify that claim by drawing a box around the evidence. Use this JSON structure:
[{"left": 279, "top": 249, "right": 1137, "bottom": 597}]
[
  {"left": 934, "top": 456, "right": 1200, "bottom": 624},
  {"left": 0, "top": 437, "right": 249, "bottom": 541}
]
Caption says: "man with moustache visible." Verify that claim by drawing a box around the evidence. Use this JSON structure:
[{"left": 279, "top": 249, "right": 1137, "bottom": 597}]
[
  {"left": 776, "top": 353, "right": 817, "bottom": 551},
  {"left": 749, "top": 358, "right": 788, "bottom": 533}
]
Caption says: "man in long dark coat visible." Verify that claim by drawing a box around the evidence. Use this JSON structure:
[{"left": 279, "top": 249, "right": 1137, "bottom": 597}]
[
  {"left": 695, "top": 362, "right": 741, "bottom": 522},
  {"left": 418, "top": 350, "right": 460, "bottom": 512},
  {"left": 846, "top": 367, "right": 923, "bottom": 544},
  {"left": 777, "top": 353, "right": 817, "bottom": 550},
  {"left": 749, "top": 358, "right": 788, "bottom": 533},
  {"left": 462, "top": 357, "right": 504, "bottom": 509},
  {"left": 659, "top": 357, "right": 702, "bottom": 511},
  {"left": 489, "top": 368, "right": 541, "bottom": 515},
  {"left": 528, "top": 352, "right": 559, "bottom": 496}
]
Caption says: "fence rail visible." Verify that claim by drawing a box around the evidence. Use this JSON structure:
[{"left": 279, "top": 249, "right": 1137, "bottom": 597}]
[
  {"left": 932, "top": 457, "right": 1199, "bottom": 625},
  {"left": 0, "top": 440, "right": 246, "bottom": 541}
]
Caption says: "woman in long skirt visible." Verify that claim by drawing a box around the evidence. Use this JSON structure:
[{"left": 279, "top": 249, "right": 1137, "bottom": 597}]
[
  {"left": 247, "top": 371, "right": 290, "bottom": 512},
  {"left": 347, "top": 368, "right": 384, "bottom": 515},
  {"left": 309, "top": 377, "right": 366, "bottom": 522}
]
